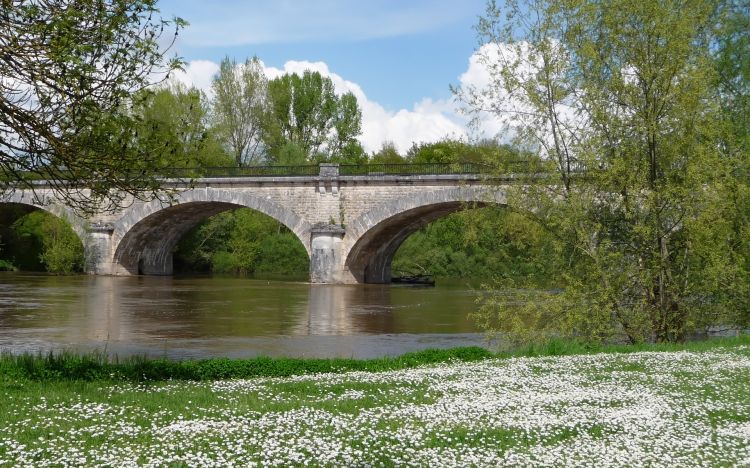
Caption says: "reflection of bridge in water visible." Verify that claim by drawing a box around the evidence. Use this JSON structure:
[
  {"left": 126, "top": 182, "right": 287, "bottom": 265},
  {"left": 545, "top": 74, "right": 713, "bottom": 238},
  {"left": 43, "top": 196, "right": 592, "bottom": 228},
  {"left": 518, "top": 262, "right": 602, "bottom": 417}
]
[
  {"left": 303, "top": 284, "right": 397, "bottom": 335},
  {"left": 82, "top": 278, "right": 399, "bottom": 341},
  {"left": 0, "top": 275, "right": 482, "bottom": 358},
  {"left": 2, "top": 163, "right": 510, "bottom": 284}
]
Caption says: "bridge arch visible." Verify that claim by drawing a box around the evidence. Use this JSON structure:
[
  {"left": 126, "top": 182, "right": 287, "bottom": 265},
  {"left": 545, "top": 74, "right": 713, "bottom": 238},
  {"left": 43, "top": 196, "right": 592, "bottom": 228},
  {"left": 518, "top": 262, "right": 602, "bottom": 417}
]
[
  {"left": 111, "top": 189, "right": 312, "bottom": 275},
  {"left": 0, "top": 192, "right": 88, "bottom": 244},
  {"left": 342, "top": 187, "right": 506, "bottom": 283}
]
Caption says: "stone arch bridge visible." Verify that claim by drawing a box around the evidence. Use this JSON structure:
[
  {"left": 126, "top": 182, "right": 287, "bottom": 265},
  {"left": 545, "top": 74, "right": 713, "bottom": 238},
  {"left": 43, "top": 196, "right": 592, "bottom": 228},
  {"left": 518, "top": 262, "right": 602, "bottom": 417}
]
[{"left": 2, "top": 163, "right": 510, "bottom": 284}]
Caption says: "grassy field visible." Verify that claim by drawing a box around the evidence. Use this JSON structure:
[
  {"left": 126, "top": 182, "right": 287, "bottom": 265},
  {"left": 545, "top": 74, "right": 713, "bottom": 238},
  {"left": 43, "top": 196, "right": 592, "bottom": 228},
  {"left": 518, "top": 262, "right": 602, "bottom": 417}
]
[{"left": 1, "top": 338, "right": 749, "bottom": 466}]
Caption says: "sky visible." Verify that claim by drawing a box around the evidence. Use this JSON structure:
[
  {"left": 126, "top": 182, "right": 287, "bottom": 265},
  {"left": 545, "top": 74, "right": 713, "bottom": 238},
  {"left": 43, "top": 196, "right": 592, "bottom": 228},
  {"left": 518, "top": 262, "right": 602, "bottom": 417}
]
[{"left": 155, "top": 0, "right": 496, "bottom": 153}]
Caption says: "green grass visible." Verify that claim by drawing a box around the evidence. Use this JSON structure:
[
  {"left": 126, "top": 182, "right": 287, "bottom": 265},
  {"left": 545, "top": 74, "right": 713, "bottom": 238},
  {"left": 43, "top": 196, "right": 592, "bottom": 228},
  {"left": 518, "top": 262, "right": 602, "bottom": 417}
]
[
  {"left": 1, "top": 335, "right": 749, "bottom": 383},
  {"left": 1, "top": 339, "right": 749, "bottom": 464},
  {"left": 0, "top": 346, "right": 492, "bottom": 383}
]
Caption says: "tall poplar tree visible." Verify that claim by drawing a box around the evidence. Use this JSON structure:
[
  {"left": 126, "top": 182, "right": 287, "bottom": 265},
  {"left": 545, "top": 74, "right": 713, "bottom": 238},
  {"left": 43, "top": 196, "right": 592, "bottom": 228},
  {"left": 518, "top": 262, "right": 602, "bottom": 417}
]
[
  {"left": 264, "top": 71, "right": 362, "bottom": 162},
  {"left": 211, "top": 56, "right": 269, "bottom": 166},
  {"left": 132, "top": 83, "right": 231, "bottom": 169}
]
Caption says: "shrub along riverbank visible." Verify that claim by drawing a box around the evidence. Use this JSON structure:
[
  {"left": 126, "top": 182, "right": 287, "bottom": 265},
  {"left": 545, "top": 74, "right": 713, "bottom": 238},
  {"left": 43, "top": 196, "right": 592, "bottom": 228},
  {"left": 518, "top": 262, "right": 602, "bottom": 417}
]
[
  {"left": 2, "top": 336, "right": 748, "bottom": 383},
  {"left": 1, "top": 338, "right": 749, "bottom": 465}
]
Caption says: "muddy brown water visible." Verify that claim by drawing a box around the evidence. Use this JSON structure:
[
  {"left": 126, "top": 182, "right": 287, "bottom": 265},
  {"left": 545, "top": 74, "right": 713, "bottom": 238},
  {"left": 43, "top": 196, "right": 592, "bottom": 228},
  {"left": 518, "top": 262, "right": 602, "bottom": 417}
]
[{"left": 0, "top": 273, "right": 487, "bottom": 359}]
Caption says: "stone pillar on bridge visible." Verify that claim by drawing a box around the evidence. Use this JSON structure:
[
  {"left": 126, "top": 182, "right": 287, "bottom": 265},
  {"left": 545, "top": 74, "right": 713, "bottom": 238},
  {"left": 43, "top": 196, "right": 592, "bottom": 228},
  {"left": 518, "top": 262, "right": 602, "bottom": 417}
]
[
  {"left": 310, "top": 223, "right": 346, "bottom": 283},
  {"left": 84, "top": 223, "right": 115, "bottom": 275}
]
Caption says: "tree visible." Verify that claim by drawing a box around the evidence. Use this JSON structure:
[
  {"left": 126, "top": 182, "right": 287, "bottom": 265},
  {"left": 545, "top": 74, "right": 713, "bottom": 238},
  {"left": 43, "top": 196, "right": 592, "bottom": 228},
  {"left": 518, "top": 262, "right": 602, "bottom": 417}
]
[
  {"left": 0, "top": 210, "right": 83, "bottom": 273},
  {"left": 264, "top": 71, "right": 362, "bottom": 162},
  {"left": 714, "top": 1, "right": 750, "bottom": 319},
  {"left": 211, "top": 56, "right": 268, "bottom": 166},
  {"left": 460, "top": 0, "right": 749, "bottom": 345},
  {"left": 173, "top": 208, "right": 308, "bottom": 276},
  {"left": 716, "top": 1, "right": 750, "bottom": 154},
  {"left": 132, "top": 83, "right": 232, "bottom": 169},
  {"left": 406, "top": 138, "right": 519, "bottom": 164},
  {"left": 369, "top": 142, "right": 404, "bottom": 164},
  {"left": 275, "top": 142, "right": 307, "bottom": 166},
  {"left": 0, "top": 0, "right": 185, "bottom": 212},
  {"left": 330, "top": 92, "right": 363, "bottom": 160}
]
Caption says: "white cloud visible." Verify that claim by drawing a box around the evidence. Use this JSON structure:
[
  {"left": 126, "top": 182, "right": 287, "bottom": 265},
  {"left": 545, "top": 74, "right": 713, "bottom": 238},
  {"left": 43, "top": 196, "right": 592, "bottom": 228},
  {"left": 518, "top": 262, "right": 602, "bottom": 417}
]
[
  {"left": 454, "top": 42, "right": 584, "bottom": 154},
  {"left": 171, "top": 60, "right": 220, "bottom": 96},
  {"left": 455, "top": 43, "right": 529, "bottom": 141}
]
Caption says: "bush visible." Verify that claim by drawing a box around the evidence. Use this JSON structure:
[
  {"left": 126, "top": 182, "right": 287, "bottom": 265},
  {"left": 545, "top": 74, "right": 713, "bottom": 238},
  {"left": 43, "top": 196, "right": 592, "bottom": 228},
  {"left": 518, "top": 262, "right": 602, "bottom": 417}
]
[
  {"left": 0, "top": 210, "right": 83, "bottom": 273},
  {"left": 174, "top": 208, "right": 309, "bottom": 276}
]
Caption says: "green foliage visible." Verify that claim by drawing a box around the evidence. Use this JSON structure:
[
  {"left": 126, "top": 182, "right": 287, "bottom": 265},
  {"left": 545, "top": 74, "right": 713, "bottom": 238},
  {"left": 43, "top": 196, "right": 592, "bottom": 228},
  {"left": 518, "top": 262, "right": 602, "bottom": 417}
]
[
  {"left": 276, "top": 142, "right": 308, "bottom": 166},
  {"left": 0, "top": 259, "right": 16, "bottom": 271},
  {"left": 264, "top": 71, "right": 363, "bottom": 162},
  {"left": 494, "top": 335, "right": 750, "bottom": 358},
  {"left": 715, "top": 1, "right": 750, "bottom": 308},
  {"left": 173, "top": 208, "right": 309, "bottom": 276},
  {"left": 407, "top": 139, "right": 516, "bottom": 164},
  {"left": 324, "top": 140, "right": 368, "bottom": 164},
  {"left": 211, "top": 56, "right": 268, "bottom": 166},
  {"left": 39, "top": 228, "right": 84, "bottom": 275},
  {"left": 393, "top": 207, "right": 557, "bottom": 284},
  {"left": 0, "top": 1, "right": 185, "bottom": 212},
  {"left": 330, "top": 92, "right": 364, "bottom": 160},
  {"left": 0, "top": 210, "right": 83, "bottom": 273},
  {"left": 715, "top": 1, "right": 750, "bottom": 154},
  {"left": 2, "top": 337, "right": 749, "bottom": 383},
  {"left": 132, "top": 83, "right": 233, "bottom": 169},
  {"left": 254, "top": 234, "right": 310, "bottom": 275},
  {"left": 370, "top": 138, "right": 534, "bottom": 167},
  {"left": 369, "top": 142, "right": 405, "bottom": 163}
]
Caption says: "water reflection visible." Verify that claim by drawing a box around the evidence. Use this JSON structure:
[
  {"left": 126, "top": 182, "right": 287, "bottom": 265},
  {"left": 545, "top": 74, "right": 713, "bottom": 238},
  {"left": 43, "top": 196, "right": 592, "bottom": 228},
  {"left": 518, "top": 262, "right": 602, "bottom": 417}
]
[
  {"left": 303, "top": 285, "right": 396, "bottom": 335},
  {"left": 86, "top": 276, "right": 124, "bottom": 342},
  {"left": 0, "top": 273, "right": 484, "bottom": 358}
]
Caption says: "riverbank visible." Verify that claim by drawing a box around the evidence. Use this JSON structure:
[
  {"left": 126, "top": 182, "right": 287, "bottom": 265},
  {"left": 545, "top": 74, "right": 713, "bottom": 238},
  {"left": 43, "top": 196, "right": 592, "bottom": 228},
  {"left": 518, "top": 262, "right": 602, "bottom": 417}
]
[
  {"left": 1, "top": 338, "right": 749, "bottom": 465},
  {"left": 2, "top": 336, "right": 749, "bottom": 382}
]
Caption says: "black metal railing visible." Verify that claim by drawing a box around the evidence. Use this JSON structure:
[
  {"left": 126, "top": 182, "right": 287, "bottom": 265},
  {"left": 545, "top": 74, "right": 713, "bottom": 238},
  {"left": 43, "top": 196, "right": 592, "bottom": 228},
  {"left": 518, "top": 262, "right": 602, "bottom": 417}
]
[
  {"left": 164, "top": 165, "right": 320, "bottom": 178},
  {"left": 339, "top": 161, "right": 589, "bottom": 176},
  {"left": 486, "top": 159, "right": 592, "bottom": 174},
  {"left": 338, "top": 162, "right": 496, "bottom": 176}
]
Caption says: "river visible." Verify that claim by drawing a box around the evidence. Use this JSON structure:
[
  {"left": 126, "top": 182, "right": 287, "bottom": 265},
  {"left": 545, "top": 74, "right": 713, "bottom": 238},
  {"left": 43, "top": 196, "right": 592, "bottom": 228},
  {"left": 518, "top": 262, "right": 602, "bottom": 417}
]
[{"left": 0, "top": 273, "right": 486, "bottom": 359}]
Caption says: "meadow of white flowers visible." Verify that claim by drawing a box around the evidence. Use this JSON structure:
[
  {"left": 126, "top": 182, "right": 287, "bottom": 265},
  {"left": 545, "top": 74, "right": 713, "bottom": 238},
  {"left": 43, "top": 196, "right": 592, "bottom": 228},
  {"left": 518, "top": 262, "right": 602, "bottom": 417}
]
[{"left": 1, "top": 347, "right": 749, "bottom": 466}]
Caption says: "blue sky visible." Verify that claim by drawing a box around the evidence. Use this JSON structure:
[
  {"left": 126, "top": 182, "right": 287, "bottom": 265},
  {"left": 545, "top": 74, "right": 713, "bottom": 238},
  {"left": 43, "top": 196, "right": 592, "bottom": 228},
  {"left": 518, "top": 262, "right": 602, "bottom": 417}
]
[
  {"left": 158, "top": 0, "right": 486, "bottom": 109},
  {"left": 156, "top": 0, "right": 493, "bottom": 152}
]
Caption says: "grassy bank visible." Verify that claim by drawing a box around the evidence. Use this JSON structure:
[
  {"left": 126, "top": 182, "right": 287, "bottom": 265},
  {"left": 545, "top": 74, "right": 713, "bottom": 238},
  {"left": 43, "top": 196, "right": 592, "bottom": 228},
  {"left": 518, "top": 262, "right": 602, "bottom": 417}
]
[
  {"left": 1, "top": 340, "right": 749, "bottom": 465},
  {"left": 2, "top": 336, "right": 749, "bottom": 383}
]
